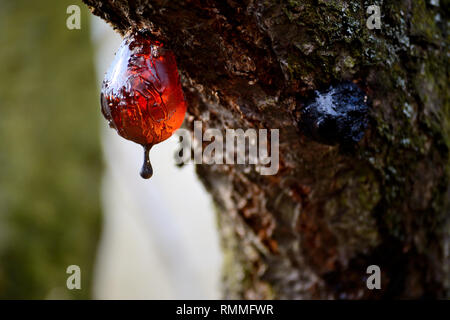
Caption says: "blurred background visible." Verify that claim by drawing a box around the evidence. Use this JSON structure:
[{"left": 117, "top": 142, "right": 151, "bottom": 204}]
[{"left": 0, "top": 0, "right": 222, "bottom": 299}]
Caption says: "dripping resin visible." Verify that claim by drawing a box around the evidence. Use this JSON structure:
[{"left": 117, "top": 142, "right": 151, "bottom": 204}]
[{"left": 101, "top": 29, "right": 186, "bottom": 179}]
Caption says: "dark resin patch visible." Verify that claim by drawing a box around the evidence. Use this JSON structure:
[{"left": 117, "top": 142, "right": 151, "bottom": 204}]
[{"left": 299, "top": 82, "right": 369, "bottom": 146}]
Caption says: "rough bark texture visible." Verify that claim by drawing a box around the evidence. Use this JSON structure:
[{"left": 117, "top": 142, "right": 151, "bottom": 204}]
[{"left": 83, "top": 0, "right": 449, "bottom": 299}]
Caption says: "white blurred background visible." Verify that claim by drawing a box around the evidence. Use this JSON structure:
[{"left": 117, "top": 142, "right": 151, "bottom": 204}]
[{"left": 89, "top": 16, "right": 222, "bottom": 299}]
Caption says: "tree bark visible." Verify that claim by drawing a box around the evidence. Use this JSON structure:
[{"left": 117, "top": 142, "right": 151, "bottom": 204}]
[{"left": 83, "top": 0, "right": 449, "bottom": 299}]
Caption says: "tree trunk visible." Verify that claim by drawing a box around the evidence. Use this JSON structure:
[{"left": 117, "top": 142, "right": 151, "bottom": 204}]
[{"left": 83, "top": 0, "right": 449, "bottom": 299}]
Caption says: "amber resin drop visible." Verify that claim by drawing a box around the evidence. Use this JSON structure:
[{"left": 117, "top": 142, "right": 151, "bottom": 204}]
[{"left": 101, "top": 29, "right": 186, "bottom": 179}]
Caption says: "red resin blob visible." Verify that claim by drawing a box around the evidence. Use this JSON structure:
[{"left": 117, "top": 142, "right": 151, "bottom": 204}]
[{"left": 101, "top": 30, "right": 186, "bottom": 179}]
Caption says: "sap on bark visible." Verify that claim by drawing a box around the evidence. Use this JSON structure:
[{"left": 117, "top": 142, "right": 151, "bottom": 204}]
[
  {"left": 100, "top": 29, "right": 187, "bottom": 179},
  {"left": 299, "top": 82, "right": 369, "bottom": 147}
]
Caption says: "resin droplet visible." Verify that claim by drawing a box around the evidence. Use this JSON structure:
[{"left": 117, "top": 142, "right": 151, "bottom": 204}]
[
  {"left": 100, "top": 29, "right": 187, "bottom": 178},
  {"left": 140, "top": 145, "right": 153, "bottom": 179}
]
